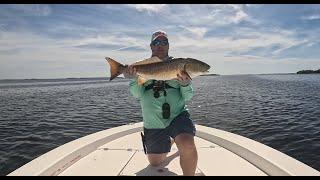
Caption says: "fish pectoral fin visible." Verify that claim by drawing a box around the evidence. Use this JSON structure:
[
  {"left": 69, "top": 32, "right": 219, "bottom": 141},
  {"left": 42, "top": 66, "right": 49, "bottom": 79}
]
[
  {"left": 182, "top": 64, "right": 192, "bottom": 80},
  {"left": 181, "top": 70, "right": 192, "bottom": 80},
  {"left": 137, "top": 76, "right": 148, "bottom": 85}
]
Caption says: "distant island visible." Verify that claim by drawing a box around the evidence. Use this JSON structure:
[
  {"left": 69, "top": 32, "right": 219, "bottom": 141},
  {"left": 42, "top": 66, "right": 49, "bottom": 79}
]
[{"left": 297, "top": 69, "right": 320, "bottom": 74}]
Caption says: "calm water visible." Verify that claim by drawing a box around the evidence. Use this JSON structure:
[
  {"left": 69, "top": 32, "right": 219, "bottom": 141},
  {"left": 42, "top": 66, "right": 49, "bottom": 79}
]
[{"left": 0, "top": 75, "right": 319, "bottom": 175}]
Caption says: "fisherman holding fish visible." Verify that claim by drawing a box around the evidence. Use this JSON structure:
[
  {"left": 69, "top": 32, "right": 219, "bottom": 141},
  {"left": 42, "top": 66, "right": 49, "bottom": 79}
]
[{"left": 106, "top": 30, "right": 210, "bottom": 176}]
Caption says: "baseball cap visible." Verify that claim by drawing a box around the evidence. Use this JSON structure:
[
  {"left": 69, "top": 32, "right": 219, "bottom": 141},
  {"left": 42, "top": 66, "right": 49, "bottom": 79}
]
[{"left": 151, "top": 30, "right": 168, "bottom": 42}]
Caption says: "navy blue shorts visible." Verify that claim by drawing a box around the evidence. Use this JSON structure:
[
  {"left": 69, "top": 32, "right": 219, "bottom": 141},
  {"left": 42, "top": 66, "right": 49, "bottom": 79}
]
[{"left": 142, "top": 111, "right": 196, "bottom": 154}]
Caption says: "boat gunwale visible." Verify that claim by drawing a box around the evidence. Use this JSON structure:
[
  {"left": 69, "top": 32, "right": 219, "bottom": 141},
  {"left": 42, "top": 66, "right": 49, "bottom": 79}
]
[{"left": 8, "top": 122, "right": 320, "bottom": 176}]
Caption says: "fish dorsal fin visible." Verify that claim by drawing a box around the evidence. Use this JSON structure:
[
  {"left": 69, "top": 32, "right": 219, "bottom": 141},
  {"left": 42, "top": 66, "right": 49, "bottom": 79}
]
[
  {"left": 131, "top": 56, "right": 163, "bottom": 66},
  {"left": 137, "top": 76, "right": 148, "bottom": 85}
]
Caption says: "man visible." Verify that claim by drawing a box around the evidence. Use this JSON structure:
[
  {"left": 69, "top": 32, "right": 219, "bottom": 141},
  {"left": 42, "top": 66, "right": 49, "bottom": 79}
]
[{"left": 123, "top": 30, "right": 198, "bottom": 176}]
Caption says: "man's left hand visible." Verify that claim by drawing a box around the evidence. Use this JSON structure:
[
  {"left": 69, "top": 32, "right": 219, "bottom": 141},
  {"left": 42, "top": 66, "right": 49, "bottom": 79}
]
[{"left": 176, "top": 72, "right": 191, "bottom": 86}]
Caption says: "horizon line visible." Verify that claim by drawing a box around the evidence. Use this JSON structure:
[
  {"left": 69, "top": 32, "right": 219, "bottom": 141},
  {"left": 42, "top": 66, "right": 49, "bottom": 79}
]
[{"left": 0, "top": 72, "right": 303, "bottom": 81}]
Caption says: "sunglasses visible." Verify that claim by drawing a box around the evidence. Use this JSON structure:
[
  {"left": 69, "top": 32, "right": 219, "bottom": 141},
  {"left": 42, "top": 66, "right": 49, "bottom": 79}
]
[{"left": 151, "top": 39, "right": 169, "bottom": 46}]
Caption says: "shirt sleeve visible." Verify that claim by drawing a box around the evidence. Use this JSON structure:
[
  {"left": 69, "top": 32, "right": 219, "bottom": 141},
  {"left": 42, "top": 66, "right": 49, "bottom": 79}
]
[
  {"left": 180, "top": 83, "right": 194, "bottom": 102},
  {"left": 129, "top": 79, "right": 144, "bottom": 99}
]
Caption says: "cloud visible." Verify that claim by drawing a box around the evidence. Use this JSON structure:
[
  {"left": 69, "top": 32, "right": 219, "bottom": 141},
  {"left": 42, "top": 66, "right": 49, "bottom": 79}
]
[
  {"left": 301, "top": 14, "right": 320, "bottom": 20},
  {"left": 70, "top": 34, "right": 148, "bottom": 52},
  {"left": 1, "top": 4, "right": 320, "bottom": 79},
  {"left": 245, "top": 4, "right": 262, "bottom": 8},
  {"left": 0, "top": 31, "right": 57, "bottom": 52},
  {"left": 126, "top": 4, "right": 167, "bottom": 13},
  {"left": 0, "top": 30, "right": 150, "bottom": 79},
  {"left": 0, "top": 23, "right": 6, "bottom": 31},
  {"left": 73, "top": 43, "right": 123, "bottom": 50},
  {"left": 170, "top": 27, "right": 306, "bottom": 58},
  {"left": 178, "top": 26, "right": 207, "bottom": 38},
  {"left": 101, "top": 4, "right": 128, "bottom": 11},
  {"left": 171, "top": 48, "right": 320, "bottom": 75},
  {"left": 0, "top": 30, "right": 149, "bottom": 64},
  {"left": 232, "top": 10, "right": 248, "bottom": 23},
  {"left": 113, "top": 45, "right": 146, "bottom": 52},
  {"left": 9, "top": 4, "right": 52, "bottom": 16},
  {"left": 124, "top": 4, "right": 251, "bottom": 27},
  {"left": 202, "top": 4, "right": 249, "bottom": 25}
]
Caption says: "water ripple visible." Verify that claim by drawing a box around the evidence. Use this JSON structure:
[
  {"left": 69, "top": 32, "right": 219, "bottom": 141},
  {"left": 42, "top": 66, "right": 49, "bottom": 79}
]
[{"left": 0, "top": 75, "right": 320, "bottom": 175}]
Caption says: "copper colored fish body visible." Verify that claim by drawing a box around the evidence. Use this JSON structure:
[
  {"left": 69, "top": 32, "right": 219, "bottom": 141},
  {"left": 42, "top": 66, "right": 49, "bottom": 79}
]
[{"left": 106, "top": 56, "right": 211, "bottom": 85}]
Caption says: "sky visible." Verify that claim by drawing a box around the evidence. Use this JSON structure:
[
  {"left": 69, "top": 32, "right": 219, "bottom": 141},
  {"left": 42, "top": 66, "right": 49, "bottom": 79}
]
[{"left": 0, "top": 4, "right": 320, "bottom": 79}]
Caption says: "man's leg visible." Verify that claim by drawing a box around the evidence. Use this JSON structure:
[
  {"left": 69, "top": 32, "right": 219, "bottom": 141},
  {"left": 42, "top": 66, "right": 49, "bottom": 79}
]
[
  {"left": 147, "top": 139, "right": 175, "bottom": 166},
  {"left": 147, "top": 153, "right": 168, "bottom": 166},
  {"left": 174, "top": 133, "right": 198, "bottom": 176}
]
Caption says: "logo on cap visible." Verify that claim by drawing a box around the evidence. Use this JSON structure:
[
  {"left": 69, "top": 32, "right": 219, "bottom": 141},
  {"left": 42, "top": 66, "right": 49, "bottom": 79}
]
[{"left": 151, "top": 30, "right": 168, "bottom": 42}]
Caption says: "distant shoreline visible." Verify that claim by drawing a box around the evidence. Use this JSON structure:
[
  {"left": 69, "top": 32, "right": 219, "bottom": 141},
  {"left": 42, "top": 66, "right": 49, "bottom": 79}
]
[
  {"left": 2, "top": 71, "right": 320, "bottom": 82},
  {"left": 200, "top": 74, "right": 220, "bottom": 76},
  {"left": 0, "top": 77, "right": 125, "bottom": 83},
  {"left": 297, "top": 69, "right": 320, "bottom": 74},
  {"left": 0, "top": 77, "right": 123, "bottom": 81}
]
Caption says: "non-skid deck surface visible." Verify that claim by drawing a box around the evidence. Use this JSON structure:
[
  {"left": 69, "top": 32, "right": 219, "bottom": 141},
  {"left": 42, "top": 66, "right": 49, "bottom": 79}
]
[{"left": 60, "top": 132, "right": 267, "bottom": 176}]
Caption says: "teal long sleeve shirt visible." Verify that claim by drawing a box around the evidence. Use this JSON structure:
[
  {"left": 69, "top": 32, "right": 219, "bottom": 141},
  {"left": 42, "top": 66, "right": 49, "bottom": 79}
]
[{"left": 129, "top": 79, "right": 194, "bottom": 129}]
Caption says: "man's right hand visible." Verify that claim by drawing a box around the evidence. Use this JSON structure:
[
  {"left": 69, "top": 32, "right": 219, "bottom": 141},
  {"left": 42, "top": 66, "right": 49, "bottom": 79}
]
[{"left": 123, "top": 65, "right": 137, "bottom": 79}]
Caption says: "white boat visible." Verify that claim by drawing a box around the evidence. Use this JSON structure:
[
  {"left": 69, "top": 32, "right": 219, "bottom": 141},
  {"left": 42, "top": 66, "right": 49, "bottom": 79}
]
[{"left": 8, "top": 122, "right": 320, "bottom": 176}]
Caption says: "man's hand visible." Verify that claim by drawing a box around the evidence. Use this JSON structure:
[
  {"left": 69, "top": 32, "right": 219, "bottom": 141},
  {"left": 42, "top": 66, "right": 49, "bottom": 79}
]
[
  {"left": 176, "top": 71, "right": 191, "bottom": 86},
  {"left": 123, "top": 65, "right": 137, "bottom": 79}
]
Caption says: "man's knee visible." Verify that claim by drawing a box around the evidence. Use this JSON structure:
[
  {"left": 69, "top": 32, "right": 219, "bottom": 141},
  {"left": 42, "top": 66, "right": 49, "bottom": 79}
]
[
  {"left": 148, "top": 154, "right": 167, "bottom": 167},
  {"left": 149, "top": 160, "right": 162, "bottom": 167},
  {"left": 175, "top": 134, "right": 197, "bottom": 153}
]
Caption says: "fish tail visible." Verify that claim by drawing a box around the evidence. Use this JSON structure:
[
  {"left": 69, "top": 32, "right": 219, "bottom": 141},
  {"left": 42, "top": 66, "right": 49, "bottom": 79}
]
[{"left": 106, "top": 57, "right": 126, "bottom": 81}]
